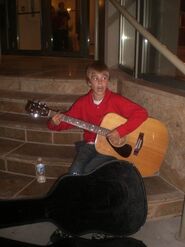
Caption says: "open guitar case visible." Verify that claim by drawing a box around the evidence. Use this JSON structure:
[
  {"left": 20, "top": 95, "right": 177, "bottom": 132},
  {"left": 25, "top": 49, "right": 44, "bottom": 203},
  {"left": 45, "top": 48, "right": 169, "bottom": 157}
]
[{"left": 0, "top": 159, "right": 148, "bottom": 247}]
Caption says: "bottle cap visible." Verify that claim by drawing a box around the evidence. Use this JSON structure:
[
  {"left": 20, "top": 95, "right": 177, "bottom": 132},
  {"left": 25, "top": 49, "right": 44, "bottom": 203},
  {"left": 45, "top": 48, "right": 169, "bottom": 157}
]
[{"left": 37, "top": 157, "right": 42, "bottom": 163}]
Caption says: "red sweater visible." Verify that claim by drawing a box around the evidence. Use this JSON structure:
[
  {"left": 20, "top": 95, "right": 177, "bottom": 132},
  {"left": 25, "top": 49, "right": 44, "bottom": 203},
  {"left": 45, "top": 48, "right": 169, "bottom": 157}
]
[{"left": 47, "top": 89, "right": 148, "bottom": 142}]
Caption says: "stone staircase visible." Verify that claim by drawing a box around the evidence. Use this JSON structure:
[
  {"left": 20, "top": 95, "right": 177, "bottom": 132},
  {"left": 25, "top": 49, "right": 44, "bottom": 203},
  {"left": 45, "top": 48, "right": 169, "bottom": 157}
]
[
  {"left": 0, "top": 83, "right": 85, "bottom": 179},
  {"left": 0, "top": 73, "right": 184, "bottom": 221}
]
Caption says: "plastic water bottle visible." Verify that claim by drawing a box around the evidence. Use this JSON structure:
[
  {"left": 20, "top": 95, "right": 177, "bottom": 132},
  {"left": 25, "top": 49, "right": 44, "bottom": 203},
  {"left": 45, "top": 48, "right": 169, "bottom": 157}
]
[{"left": 35, "top": 157, "right": 46, "bottom": 183}]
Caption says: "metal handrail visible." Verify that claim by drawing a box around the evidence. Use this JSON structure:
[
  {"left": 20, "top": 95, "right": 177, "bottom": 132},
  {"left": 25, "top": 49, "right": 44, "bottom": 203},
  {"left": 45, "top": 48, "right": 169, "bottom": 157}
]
[{"left": 110, "top": 0, "right": 185, "bottom": 75}]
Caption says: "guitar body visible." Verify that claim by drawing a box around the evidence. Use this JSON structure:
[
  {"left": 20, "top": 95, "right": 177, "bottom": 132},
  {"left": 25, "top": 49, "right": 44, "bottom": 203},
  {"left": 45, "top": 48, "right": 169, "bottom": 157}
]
[
  {"left": 96, "top": 113, "right": 169, "bottom": 177},
  {"left": 0, "top": 160, "right": 147, "bottom": 237}
]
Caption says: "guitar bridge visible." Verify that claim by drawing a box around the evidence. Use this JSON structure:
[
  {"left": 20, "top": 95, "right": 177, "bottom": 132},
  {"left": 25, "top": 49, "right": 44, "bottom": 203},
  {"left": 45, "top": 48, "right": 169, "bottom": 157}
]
[{"left": 133, "top": 132, "right": 144, "bottom": 156}]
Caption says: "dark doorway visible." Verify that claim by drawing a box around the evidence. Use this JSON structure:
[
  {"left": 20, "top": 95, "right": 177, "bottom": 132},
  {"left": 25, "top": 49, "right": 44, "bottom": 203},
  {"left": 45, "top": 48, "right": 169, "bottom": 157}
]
[{"left": 0, "top": 0, "right": 98, "bottom": 58}]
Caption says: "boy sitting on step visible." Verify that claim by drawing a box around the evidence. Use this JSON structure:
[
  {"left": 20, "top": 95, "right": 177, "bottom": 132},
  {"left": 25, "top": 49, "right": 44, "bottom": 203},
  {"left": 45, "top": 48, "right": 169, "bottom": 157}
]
[{"left": 47, "top": 60, "right": 148, "bottom": 175}]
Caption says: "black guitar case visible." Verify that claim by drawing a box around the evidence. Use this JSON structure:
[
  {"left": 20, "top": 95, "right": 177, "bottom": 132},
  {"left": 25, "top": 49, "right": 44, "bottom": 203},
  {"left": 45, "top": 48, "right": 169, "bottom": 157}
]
[
  {"left": 0, "top": 159, "right": 147, "bottom": 247},
  {"left": 0, "top": 236, "right": 147, "bottom": 247}
]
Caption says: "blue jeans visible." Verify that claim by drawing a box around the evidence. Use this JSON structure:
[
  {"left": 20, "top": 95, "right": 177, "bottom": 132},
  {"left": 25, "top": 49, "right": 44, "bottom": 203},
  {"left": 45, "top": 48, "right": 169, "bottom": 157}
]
[{"left": 68, "top": 141, "right": 115, "bottom": 175}]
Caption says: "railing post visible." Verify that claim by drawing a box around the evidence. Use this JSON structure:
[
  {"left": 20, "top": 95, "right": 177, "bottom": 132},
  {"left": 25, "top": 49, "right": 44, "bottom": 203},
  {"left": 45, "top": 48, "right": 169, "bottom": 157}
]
[
  {"left": 109, "top": 0, "right": 185, "bottom": 75},
  {"left": 176, "top": 195, "right": 185, "bottom": 242}
]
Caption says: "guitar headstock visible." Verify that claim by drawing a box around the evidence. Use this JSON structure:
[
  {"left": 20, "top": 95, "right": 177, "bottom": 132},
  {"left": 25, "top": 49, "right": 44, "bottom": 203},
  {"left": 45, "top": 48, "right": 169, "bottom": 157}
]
[{"left": 25, "top": 100, "right": 50, "bottom": 118}]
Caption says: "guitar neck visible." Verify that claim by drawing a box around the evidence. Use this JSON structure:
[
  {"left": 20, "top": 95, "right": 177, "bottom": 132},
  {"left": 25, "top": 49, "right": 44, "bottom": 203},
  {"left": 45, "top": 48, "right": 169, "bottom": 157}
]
[{"left": 49, "top": 110, "right": 110, "bottom": 136}]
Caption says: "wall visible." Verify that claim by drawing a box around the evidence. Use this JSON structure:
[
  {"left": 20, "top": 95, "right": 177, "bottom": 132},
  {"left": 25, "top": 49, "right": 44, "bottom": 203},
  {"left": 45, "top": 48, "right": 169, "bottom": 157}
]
[{"left": 112, "top": 69, "right": 185, "bottom": 192}]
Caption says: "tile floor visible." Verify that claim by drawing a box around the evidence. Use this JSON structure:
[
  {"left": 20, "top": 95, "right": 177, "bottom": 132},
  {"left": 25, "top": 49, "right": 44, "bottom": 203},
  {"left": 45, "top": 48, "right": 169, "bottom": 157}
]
[{"left": 0, "top": 216, "right": 184, "bottom": 246}]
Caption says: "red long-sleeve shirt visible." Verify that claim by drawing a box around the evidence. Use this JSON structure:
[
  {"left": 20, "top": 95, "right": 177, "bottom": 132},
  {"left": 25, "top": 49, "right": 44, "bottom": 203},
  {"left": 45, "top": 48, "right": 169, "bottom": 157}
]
[{"left": 47, "top": 89, "right": 148, "bottom": 142}]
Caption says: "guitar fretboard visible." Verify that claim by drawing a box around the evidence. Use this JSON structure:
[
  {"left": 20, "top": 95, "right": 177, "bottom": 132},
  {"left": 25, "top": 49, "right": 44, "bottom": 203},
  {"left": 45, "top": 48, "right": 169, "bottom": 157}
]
[{"left": 50, "top": 110, "right": 110, "bottom": 136}]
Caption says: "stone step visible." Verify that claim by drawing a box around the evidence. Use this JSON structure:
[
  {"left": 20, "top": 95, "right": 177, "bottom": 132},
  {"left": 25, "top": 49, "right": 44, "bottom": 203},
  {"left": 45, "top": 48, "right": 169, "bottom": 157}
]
[
  {"left": 0, "top": 76, "right": 88, "bottom": 94},
  {"left": 0, "top": 76, "right": 118, "bottom": 94},
  {"left": 0, "top": 89, "right": 81, "bottom": 114},
  {"left": 0, "top": 138, "right": 75, "bottom": 178},
  {"left": 0, "top": 112, "right": 83, "bottom": 145},
  {"left": 144, "top": 176, "right": 184, "bottom": 219}
]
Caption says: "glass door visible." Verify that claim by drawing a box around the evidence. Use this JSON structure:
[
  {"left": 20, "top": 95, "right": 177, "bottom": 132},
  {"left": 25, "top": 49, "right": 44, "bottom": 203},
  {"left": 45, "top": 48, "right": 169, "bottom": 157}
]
[
  {"left": 119, "top": 0, "right": 137, "bottom": 74},
  {"left": 49, "top": 0, "right": 96, "bottom": 57},
  {"left": 1, "top": 0, "right": 97, "bottom": 58},
  {"left": 50, "top": 0, "right": 81, "bottom": 53},
  {"left": 17, "top": 0, "right": 41, "bottom": 50}
]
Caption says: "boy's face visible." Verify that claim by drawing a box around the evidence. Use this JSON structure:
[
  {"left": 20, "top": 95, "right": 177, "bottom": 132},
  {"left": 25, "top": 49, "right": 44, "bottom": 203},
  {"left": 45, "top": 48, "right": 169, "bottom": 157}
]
[{"left": 88, "top": 70, "right": 109, "bottom": 100}]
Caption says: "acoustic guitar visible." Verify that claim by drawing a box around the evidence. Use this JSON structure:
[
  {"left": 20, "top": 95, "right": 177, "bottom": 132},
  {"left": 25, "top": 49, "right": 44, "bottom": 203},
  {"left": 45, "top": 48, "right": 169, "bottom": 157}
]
[
  {"left": 0, "top": 160, "right": 147, "bottom": 237},
  {"left": 25, "top": 100, "right": 169, "bottom": 177}
]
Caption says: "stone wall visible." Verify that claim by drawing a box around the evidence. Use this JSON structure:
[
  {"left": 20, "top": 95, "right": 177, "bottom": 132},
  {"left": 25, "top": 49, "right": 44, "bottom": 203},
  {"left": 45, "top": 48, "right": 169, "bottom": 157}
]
[{"left": 112, "top": 70, "right": 185, "bottom": 192}]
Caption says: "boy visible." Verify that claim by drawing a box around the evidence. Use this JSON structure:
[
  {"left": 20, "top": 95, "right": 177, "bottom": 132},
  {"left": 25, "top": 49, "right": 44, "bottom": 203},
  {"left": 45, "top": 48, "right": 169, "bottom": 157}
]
[{"left": 47, "top": 61, "right": 148, "bottom": 175}]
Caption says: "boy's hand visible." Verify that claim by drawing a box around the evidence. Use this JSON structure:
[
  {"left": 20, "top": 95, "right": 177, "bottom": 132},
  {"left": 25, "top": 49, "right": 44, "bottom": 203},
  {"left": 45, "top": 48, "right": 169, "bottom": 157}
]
[
  {"left": 107, "top": 129, "right": 121, "bottom": 146},
  {"left": 51, "top": 113, "right": 61, "bottom": 125}
]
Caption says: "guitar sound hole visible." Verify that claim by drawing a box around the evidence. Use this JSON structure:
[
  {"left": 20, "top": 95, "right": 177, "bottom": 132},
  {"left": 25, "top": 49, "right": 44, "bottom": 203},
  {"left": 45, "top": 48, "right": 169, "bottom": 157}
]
[{"left": 107, "top": 137, "right": 132, "bottom": 158}]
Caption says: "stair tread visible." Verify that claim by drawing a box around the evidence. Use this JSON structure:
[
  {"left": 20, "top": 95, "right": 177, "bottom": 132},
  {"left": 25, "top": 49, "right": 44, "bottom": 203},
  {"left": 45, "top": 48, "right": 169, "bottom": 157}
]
[
  {"left": 0, "top": 76, "right": 90, "bottom": 95},
  {"left": 0, "top": 112, "right": 82, "bottom": 133},
  {"left": 0, "top": 56, "right": 89, "bottom": 79},
  {"left": 0, "top": 138, "right": 75, "bottom": 162},
  {"left": 6, "top": 142, "right": 75, "bottom": 163},
  {"left": 0, "top": 112, "right": 48, "bottom": 130},
  {"left": 0, "top": 89, "right": 81, "bottom": 103},
  {"left": 144, "top": 176, "right": 184, "bottom": 202},
  {"left": 0, "top": 138, "right": 24, "bottom": 156},
  {"left": 0, "top": 138, "right": 74, "bottom": 177},
  {"left": 0, "top": 170, "right": 56, "bottom": 199}
]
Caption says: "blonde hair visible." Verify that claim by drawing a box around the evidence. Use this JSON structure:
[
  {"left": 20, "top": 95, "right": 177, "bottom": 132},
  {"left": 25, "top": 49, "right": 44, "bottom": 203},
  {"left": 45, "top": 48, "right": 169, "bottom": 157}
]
[{"left": 86, "top": 61, "right": 110, "bottom": 81}]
